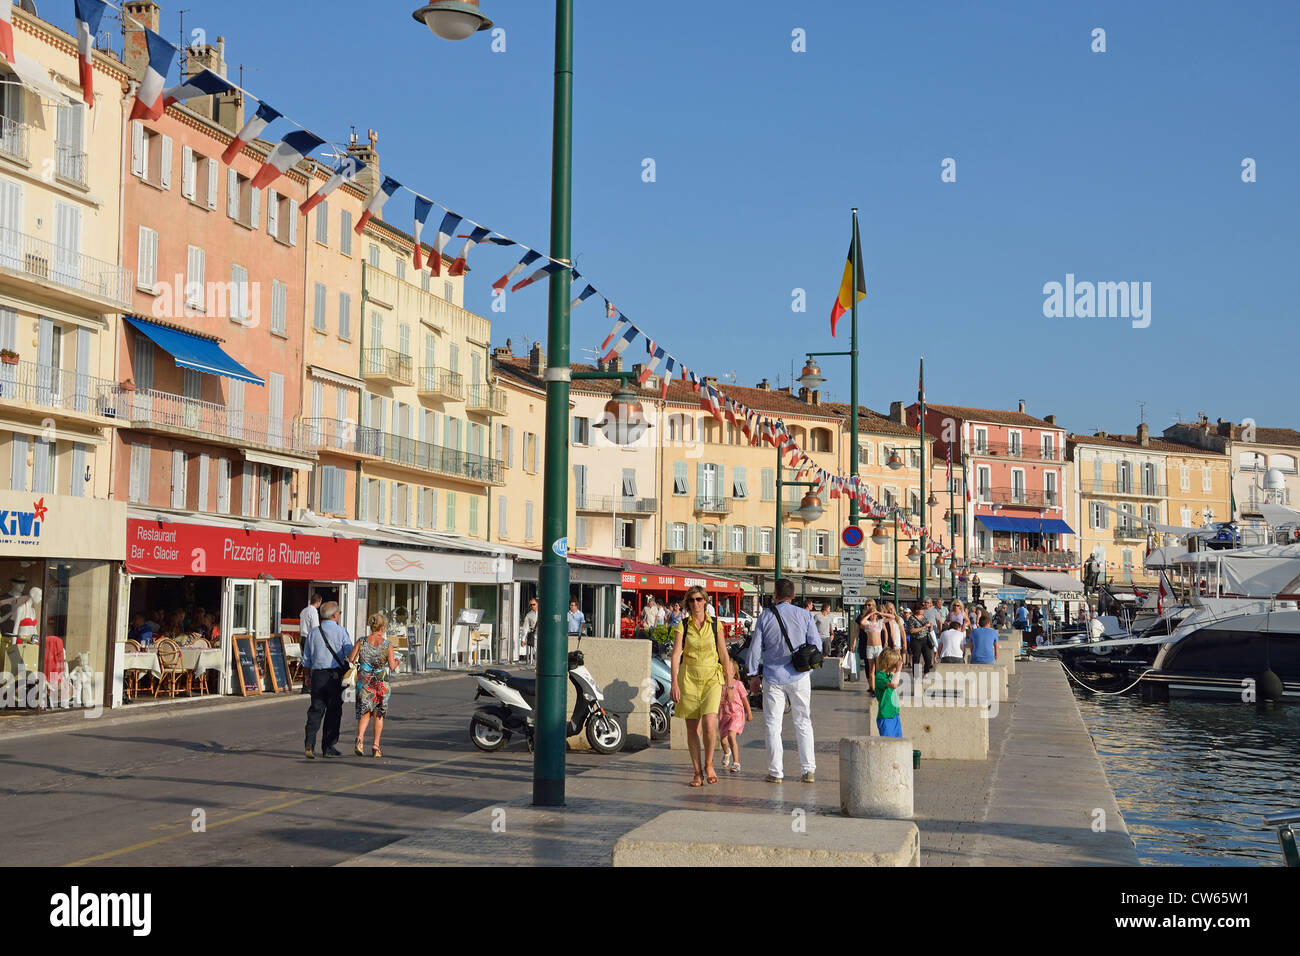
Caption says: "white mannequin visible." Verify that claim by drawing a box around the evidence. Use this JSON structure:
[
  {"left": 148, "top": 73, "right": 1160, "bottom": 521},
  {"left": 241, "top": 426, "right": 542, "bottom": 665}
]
[
  {"left": 0, "top": 578, "right": 27, "bottom": 635},
  {"left": 15, "top": 586, "right": 40, "bottom": 640}
]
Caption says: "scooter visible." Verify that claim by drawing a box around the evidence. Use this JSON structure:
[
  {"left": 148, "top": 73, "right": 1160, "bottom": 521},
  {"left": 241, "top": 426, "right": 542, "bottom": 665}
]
[
  {"left": 468, "top": 648, "right": 626, "bottom": 754},
  {"left": 649, "top": 644, "right": 674, "bottom": 740}
]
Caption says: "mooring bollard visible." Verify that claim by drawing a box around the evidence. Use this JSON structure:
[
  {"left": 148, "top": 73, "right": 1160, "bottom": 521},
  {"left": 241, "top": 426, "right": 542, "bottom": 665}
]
[{"left": 840, "top": 736, "right": 913, "bottom": 820}]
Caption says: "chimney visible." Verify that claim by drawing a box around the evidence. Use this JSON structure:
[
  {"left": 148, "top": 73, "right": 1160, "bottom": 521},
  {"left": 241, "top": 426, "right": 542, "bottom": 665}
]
[
  {"left": 491, "top": 339, "right": 514, "bottom": 361},
  {"left": 703, "top": 376, "right": 718, "bottom": 387},
  {"left": 777, "top": 386, "right": 792, "bottom": 395},
  {"left": 798, "top": 386, "right": 810, "bottom": 403},
  {"left": 610, "top": 355, "right": 622, "bottom": 373},
  {"left": 1045, "top": 414, "right": 1057, "bottom": 426},
  {"left": 528, "top": 341, "right": 545, "bottom": 375},
  {"left": 755, "top": 378, "right": 770, "bottom": 390},
  {"left": 632, "top": 363, "right": 645, "bottom": 381},
  {"left": 1018, "top": 399, "right": 1026, "bottom": 414},
  {"left": 811, "top": 389, "right": 820, "bottom": 406},
  {"left": 348, "top": 129, "right": 382, "bottom": 208},
  {"left": 182, "top": 37, "right": 242, "bottom": 131},
  {"left": 1137, "top": 423, "right": 1149, "bottom": 446},
  {"left": 889, "top": 400, "right": 906, "bottom": 424},
  {"left": 123, "top": 1, "right": 162, "bottom": 80}
]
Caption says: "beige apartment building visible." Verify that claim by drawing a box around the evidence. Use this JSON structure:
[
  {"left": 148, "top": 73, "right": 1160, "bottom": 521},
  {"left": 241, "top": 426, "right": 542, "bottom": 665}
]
[{"left": 490, "top": 341, "right": 548, "bottom": 550}]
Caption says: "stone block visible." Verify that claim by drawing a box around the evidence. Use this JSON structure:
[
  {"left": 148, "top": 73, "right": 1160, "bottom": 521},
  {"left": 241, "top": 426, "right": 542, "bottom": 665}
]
[
  {"left": 810, "top": 658, "right": 844, "bottom": 690},
  {"left": 566, "top": 637, "right": 650, "bottom": 751},
  {"left": 865, "top": 694, "right": 990, "bottom": 760},
  {"left": 840, "top": 736, "right": 913, "bottom": 819},
  {"left": 934, "top": 662, "right": 1008, "bottom": 702},
  {"left": 612, "top": 809, "right": 919, "bottom": 867}
]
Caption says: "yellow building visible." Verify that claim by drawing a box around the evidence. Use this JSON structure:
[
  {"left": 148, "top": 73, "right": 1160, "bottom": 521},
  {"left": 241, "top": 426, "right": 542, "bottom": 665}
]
[{"left": 489, "top": 341, "right": 549, "bottom": 550}]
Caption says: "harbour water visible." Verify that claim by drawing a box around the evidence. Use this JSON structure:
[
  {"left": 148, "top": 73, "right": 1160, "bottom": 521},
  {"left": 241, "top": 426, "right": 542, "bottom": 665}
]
[{"left": 1072, "top": 687, "right": 1299, "bottom": 866}]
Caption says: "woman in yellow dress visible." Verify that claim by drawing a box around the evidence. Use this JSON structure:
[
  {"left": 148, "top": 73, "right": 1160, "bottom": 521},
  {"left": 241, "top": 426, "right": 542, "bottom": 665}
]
[{"left": 670, "top": 585, "right": 733, "bottom": 786}]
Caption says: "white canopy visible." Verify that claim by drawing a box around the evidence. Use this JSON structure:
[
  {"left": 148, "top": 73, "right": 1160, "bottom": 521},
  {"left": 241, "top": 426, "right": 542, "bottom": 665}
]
[
  {"left": 5, "top": 52, "right": 71, "bottom": 104},
  {"left": 1145, "top": 545, "right": 1191, "bottom": 569},
  {"left": 1175, "top": 544, "right": 1300, "bottom": 597},
  {"left": 1012, "top": 570, "right": 1086, "bottom": 596}
]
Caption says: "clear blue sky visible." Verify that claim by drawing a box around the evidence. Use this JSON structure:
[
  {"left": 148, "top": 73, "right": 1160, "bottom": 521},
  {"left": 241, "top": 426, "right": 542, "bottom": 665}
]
[{"left": 82, "top": 0, "right": 1299, "bottom": 434}]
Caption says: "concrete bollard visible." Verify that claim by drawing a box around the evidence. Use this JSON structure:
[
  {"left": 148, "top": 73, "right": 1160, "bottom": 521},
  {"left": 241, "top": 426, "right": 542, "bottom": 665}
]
[
  {"left": 811, "top": 658, "right": 844, "bottom": 690},
  {"left": 840, "top": 736, "right": 913, "bottom": 820}
]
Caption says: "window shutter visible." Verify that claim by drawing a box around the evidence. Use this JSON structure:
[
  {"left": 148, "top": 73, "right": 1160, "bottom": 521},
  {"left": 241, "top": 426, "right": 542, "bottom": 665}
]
[
  {"left": 206, "top": 158, "right": 219, "bottom": 209},
  {"left": 171, "top": 448, "right": 185, "bottom": 507},
  {"left": 249, "top": 187, "right": 260, "bottom": 230},
  {"left": 715, "top": 523, "right": 726, "bottom": 554},
  {"left": 131, "top": 122, "right": 145, "bottom": 177},
  {"left": 288, "top": 200, "right": 298, "bottom": 245},
  {"left": 695, "top": 462, "right": 704, "bottom": 500},
  {"left": 227, "top": 168, "right": 239, "bottom": 217},
  {"left": 159, "top": 135, "right": 172, "bottom": 189},
  {"left": 358, "top": 479, "right": 369, "bottom": 520},
  {"left": 181, "top": 145, "right": 194, "bottom": 198},
  {"left": 216, "top": 458, "right": 230, "bottom": 513},
  {"left": 718, "top": 465, "right": 725, "bottom": 504},
  {"left": 70, "top": 443, "right": 86, "bottom": 497},
  {"left": 267, "top": 188, "right": 278, "bottom": 236}
]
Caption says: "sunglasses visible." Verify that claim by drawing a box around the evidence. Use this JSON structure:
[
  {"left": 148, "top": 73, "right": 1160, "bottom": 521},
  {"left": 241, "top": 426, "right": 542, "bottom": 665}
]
[{"left": 688, "top": 597, "right": 706, "bottom": 603}]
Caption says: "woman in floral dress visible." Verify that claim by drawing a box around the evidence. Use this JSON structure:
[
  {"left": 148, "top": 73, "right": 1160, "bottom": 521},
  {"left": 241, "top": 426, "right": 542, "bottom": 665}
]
[{"left": 349, "top": 613, "right": 399, "bottom": 757}]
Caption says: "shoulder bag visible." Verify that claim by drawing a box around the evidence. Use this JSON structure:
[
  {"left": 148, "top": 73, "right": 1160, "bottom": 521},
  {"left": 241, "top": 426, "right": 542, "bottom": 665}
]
[
  {"left": 319, "top": 626, "right": 356, "bottom": 687},
  {"left": 773, "top": 605, "right": 824, "bottom": 673}
]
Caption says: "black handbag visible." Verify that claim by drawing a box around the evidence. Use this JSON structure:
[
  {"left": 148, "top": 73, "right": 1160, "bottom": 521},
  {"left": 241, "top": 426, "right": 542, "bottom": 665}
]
[{"left": 773, "top": 604, "right": 824, "bottom": 672}]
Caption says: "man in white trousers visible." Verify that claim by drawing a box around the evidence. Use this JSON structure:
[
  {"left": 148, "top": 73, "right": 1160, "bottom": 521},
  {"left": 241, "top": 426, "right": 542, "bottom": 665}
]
[{"left": 745, "top": 578, "right": 823, "bottom": 783}]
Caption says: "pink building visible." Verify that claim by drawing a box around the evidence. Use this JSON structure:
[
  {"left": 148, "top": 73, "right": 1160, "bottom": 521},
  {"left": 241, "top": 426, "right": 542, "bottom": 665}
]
[{"left": 908, "top": 400, "right": 1075, "bottom": 577}]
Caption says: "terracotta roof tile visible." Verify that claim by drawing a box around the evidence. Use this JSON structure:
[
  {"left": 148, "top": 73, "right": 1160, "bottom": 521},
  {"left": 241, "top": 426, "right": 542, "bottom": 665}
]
[
  {"left": 1065, "top": 433, "right": 1224, "bottom": 455},
  {"left": 917, "top": 403, "right": 1060, "bottom": 429}
]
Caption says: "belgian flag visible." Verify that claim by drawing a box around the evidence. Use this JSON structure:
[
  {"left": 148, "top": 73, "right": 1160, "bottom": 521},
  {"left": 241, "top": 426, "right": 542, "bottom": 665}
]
[{"left": 830, "top": 220, "right": 866, "bottom": 337}]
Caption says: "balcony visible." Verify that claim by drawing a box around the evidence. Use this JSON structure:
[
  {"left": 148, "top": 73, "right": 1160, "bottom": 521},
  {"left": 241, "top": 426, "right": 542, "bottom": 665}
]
[
  {"left": 0, "top": 227, "right": 133, "bottom": 312},
  {"left": 466, "top": 384, "right": 507, "bottom": 416},
  {"left": 373, "top": 431, "right": 504, "bottom": 485},
  {"left": 1084, "top": 480, "right": 1168, "bottom": 497},
  {"left": 362, "top": 348, "right": 413, "bottom": 387},
  {"left": 0, "top": 116, "right": 29, "bottom": 163},
  {"left": 302, "top": 417, "right": 381, "bottom": 458},
  {"left": 55, "top": 143, "right": 87, "bottom": 188},
  {"left": 1113, "top": 525, "right": 1147, "bottom": 541},
  {"left": 964, "top": 440, "right": 1062, "bottom": 462},
  {"left": 575, "top": 495, "right": 658, "bottom": 514},
  {"left": 982, "top": 486, "right": 1060, "bottom": 508},
  {"left": 694, "top": 495, "right": 733, "bottom": 515},
  {"left": 117, "top": 387, "right": 315, "bottom": 455},
  {"left": 417, "top": 366, "right": 463, "bottom": 401},
  {"left": 0, "top": 359, "right": 119, "bottom": 424},
  {"left": 973, "top": 549, "right": 1078, "bottom": 568},
  {"left": 661, "top": 551, "right": 839, "bottom": 573}
]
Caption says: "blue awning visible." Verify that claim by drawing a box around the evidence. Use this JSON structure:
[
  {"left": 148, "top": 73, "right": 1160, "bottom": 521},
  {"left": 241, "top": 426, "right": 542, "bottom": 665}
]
[
  {"left": 977, "top": 515, "right": 1074, "bottom": 535},
  {"left": 125, "top": 315, "right": 264, "bottom": 386}
]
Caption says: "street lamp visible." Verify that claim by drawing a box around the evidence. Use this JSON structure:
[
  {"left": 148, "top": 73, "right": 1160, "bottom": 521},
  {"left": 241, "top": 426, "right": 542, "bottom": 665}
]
[
  {"left": 797, "top": 492, "right": 824, "bottom": 522},
  {"left": 412, "top": 1, "right": 493, "bottom": 40},
  {"left": 596, "top": 385, "right": 649, "bottom": 445},
  {"left": 797, "top": 359, "right": 825, "bottom": 391},
  {"left": 420, "top": 0, "right": 575, "bottom": 807}
]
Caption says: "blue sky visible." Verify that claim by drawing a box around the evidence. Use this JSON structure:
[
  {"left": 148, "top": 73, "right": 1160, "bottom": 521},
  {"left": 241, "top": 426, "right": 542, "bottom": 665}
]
[{"left": 81, "top": 0, "right": 1299, "bottom": 434}]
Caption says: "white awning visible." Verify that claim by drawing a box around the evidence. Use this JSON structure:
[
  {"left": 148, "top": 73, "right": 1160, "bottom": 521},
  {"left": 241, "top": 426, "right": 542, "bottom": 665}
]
[
  {"left": 244, "top": 449, "right": 315, "bottom": 472},
  {"left": 1012, "top": 570, "right": 1086, "bottom": 595},
  {"left": 308, "top": 365, "right": 364, "bottom": 391},
  {"left": 6, "top": 52, "right": 71, "bottom": 104}
]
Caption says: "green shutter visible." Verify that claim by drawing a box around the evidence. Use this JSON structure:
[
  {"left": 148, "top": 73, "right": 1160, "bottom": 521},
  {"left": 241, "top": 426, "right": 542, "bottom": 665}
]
[
  {"left": 716, "top": 524, "right": 727, "bottom": 555},
  {"left": 696, "top": 462, "right": 704, "bottom": 503},
  {"left": 717, "top": 464, "right": 725, "bottom": 505}
]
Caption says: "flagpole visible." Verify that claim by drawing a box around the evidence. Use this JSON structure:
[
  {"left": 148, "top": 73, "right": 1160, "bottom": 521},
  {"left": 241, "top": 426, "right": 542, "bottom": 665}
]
[
  {"left": 849, "top": 208, "right": 860, "bottom": 533},
  {"left": 919, "top": 357, "right": 927, "bottom": 603}
]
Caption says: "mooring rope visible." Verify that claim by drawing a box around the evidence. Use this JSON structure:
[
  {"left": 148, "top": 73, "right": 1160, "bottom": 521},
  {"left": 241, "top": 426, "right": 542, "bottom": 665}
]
[{"left": 1057, "top": 658, "right": 1154, "bottom": 695}]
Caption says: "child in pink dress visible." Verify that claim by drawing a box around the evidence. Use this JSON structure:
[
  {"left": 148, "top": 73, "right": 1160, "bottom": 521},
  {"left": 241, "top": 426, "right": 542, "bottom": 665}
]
[{"left": 717, "top": 678, "right": 753, "bottom": 773}]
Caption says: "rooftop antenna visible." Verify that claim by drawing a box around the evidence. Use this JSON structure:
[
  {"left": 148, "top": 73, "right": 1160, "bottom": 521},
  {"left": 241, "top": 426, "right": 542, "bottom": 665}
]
[
  {"left": 1137, "top": 400, "right": 1147, "bottom": 424},
  {"left": 176, "top": 9, "right": 192, "bottom": 73},
  {"left": 722, "top": 370, "right": 737, "bottom": 385},
  {"left": 235, "top": 64, "right": 259, "bottom": 87}
]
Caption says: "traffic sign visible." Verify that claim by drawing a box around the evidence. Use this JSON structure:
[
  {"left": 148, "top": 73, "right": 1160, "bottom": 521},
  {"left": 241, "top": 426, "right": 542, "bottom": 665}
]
[
  {"left": 842, "top": 585, "right": 864, "bottom": 597},
  {"left": 843, "top": 595, "right": 868, "bottom": 606},
  {"left": 840, "top": 546, "right": 865, "bottom": 563},
  {"left": 841, "top": 525, "right": 864, "bottom": 548}
]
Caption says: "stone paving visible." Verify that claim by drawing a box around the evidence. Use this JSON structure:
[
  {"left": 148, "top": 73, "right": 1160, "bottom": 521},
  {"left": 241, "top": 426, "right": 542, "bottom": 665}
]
[{"left": 343, "top": 658, "right": 1140, "bottom": 866}]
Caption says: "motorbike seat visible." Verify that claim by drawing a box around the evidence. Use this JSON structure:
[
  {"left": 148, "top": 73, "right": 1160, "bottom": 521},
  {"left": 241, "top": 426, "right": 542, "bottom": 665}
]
[
  {"left": 505, "top": 675, "right": 536, "bottom": 698},
  {"left": 482, "top": 668, "right": 512, "bottom": 683}
]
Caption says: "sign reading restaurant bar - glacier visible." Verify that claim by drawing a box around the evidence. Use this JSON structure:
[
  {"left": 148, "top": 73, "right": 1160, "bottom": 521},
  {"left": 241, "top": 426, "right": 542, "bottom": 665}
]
[{"left": 126, "top": 519, "right": 359, "bottom": 578}]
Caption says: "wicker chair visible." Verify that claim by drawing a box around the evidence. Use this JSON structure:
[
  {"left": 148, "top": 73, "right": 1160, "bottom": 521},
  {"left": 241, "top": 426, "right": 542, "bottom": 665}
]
[
  {"left": 124, "top": 639, "right": 142, "bottom": 697},
  {"left": 153, "top": 638, "right": 185, "bottom": 698}
]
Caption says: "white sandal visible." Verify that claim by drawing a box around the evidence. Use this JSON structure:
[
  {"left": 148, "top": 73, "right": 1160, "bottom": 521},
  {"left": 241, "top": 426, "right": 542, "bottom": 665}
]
[
  {"left": 722, "top": 752, "right": 732, "bottom": 769},
  {"left": 730, "top": 762, "right": 741, "bottom": 773}
]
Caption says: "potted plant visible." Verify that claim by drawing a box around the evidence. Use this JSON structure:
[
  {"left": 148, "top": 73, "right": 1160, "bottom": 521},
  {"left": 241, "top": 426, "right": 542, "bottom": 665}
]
[{"left": 0, "top": 348, "right": 18, "bottom": 365}]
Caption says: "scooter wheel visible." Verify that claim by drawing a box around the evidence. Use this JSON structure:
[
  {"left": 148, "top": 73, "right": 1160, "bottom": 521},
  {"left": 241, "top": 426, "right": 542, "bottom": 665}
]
[
  {"left": 649, "top": 702, "right": 669, "bottom": 741},
  {"left": 469, "top": 719, "right": 509, "bottom": 752},
  {"left": 586, "top": 711, "right": 626, "bottom": 754}
]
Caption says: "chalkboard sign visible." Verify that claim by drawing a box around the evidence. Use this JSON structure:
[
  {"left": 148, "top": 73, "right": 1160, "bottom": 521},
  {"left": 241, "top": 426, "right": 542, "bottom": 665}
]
[
  {"left": 262, "top": 636, "right": 291, "bottom": 693},
  {"left": 233, "top": 637, "right": 262, "bottom": 696}
]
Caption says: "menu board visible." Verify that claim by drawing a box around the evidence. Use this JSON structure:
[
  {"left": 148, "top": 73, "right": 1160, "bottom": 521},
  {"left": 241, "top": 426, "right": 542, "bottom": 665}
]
[
  {"left": 233, "top": 637, "right": 261, "bottom": 696},
  {"left": 262, "top": 636, "right": 291, "bottom": 693}
]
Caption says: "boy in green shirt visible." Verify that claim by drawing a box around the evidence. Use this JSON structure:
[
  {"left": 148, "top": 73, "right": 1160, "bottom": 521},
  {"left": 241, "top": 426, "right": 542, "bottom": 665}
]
[{"left": 874, "top": 648, "right": 903, "bottom": 738}]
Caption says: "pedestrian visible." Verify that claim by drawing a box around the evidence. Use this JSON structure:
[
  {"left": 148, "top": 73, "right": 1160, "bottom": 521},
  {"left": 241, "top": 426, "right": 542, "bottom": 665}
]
[
  {"left": 937, "top": 619, "right": 967, "bottom": 664},
  {"left": 922, "top": 597, "right": 944, "bottom": 633},
  {"left": 968, "top": 611, "right": 999, "bottom": 664},
  {"left": 638, "top": 595, "right": 658, "bottom": 639},
  {"left": 671, "top": 585, "right": 732, "bottom": 787},
  {"left": 567, "top": 598, "right": 586, "bottom": 636},
  {"left": 971, "top": 573, "right": 982, "bottom": 604},
  {"left": 654, "top": 598, "right": 667, "bottom": 629},
  {"left": 302, "top": 601, "right": 354, "bottom": 759},
  {"left": 349, "top": 612, "right": 399, "bottom": 757},
  {"left": 803, "top": 599, "right": 815, "bottom": 614},
  {"left": 298, "top": 592, "right": 322, "bottom": 691},
  {"left": 874, "top": 649, "right": 904, "bottom": 738},
  {"left": 883, "top": 602, "right": 905, "bottom": 652},
  {"left": 521, "top": 597, "right": 539, "bottom": 663},
  {"left": 906, "top": 603, "right": 935, "bottom": 673},
  {"left": 744, "top": 577, "right": 822, "bottom": 784},
  {"left": 1014, "top": 603, "right": 1029, "bottom": 631},
  {"left": 946, "top": 599, "right": 968, "bottom": 632},
  {"left": 813, "top": 602, "right": 834, "bottom": 648},
  {"left": 717, "top": 671, "right": 752, "bottom": 774},
  {"left": 857, "top": 600, "right": 884, "bottom": 679}
]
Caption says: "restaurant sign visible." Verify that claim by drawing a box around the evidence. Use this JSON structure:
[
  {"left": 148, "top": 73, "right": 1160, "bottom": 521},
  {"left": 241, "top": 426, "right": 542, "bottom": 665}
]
[{"left": 126, "top": 519, "right": 358, "bottom": 579}]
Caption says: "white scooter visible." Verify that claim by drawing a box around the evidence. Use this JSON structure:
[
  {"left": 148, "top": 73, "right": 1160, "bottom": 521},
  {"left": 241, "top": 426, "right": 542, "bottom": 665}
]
[{"left": 468, "top": 648, "right": 626, "bottom": 754}]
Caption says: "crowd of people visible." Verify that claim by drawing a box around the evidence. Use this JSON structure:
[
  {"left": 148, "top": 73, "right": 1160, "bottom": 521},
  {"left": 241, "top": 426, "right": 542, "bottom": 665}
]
[{"left": 127, "top": 607, "right": 221, "bottom": 647}]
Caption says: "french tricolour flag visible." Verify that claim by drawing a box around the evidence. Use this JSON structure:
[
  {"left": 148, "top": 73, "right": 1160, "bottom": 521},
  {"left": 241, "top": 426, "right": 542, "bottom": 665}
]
[
  {"left": 129, "top": 29, "right": 177, "bottom": 122},
  {"left": 429, "top": 211, "right": 462, "bottom": 276},
  {"left": 602, "top": 321, "right": 639, "bottom": 364},
  {"left": 411, "top": 197, "right": 434, "bottom": 271},
  {"left": 512, "top": 260, "right": 565, "bottom": 293},
  {"left": 162, "top": 68, "right": 233, "bottom": 109},
  {"left": 0, "top": 4, "right": 14, "bottom": 64},
  {"left": 448, "top": 226, "right": 491, "bottom": 277},
  {"left": 495, "top": 250, "right": 541, "bottom": 292},
  {"left": 75, "top": 0, "right": 110, "bottom": 105},
  {"left": 222, "top": 101, "right": 281, "bottom": 165},
  {"left": 355, "top": 176, "right": 402, "bottom": 233},
  {"left": 300, "top": 156, "right": 366, "bottom": 215},
  {"left": 251, "top": 129, "right": 325, "bottom": 190},
  {"left": 570, "top": 283, "right": 598, "bottom": 310},
  {"left": 658, "top": 354, "right": 677, "bottom": 399},
  {"left": 599, "top": 315, "right": 630, "bottom": 352},
  {"left": 638, "top": 343, "right": 665, "bottom": 384}
]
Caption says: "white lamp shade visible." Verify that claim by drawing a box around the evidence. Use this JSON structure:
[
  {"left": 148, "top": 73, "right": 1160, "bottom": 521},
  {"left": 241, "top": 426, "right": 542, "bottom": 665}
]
[{"left": 414, "top": 2, "right": 492, "bottom": 41}]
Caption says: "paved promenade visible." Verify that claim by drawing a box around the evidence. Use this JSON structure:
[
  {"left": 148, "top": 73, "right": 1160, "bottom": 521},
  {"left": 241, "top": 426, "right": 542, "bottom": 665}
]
[{"left": 343, "top": 658, "right": 1140, "bottom": 866}]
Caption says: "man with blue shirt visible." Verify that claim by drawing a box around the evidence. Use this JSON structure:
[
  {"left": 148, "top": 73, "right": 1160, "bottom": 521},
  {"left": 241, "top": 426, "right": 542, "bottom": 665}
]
[
  {"left": 302, "top": 601, "right": 354, "bottom": 758},
  {"left": 969, "top": 612, "right": 999, "bottom": 664},
  {"left": 567, "top": 599, "right": 586, "bottom": 636},
  {"left": 745, "top": 578, "right": 823, "bottom": 784}
]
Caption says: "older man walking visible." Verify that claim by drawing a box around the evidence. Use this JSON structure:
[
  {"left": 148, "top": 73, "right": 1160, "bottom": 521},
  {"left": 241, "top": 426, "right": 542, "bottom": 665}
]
[
  {"left": 745, "top": 578, "right": 823, "bottom": 783},
  {"left": 302, "top": 601, "right": 354, "bottom": 758}
]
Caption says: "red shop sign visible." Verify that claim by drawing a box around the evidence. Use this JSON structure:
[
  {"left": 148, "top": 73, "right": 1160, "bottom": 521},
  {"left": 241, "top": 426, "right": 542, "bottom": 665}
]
[{"left": 127, "top": 519, "right": 358, "bottom": 579}]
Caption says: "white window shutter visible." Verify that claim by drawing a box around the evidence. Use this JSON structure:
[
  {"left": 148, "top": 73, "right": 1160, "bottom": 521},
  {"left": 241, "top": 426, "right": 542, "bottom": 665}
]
[
  {"left": 207, "top": 159, "right": 219, "bottom": 210},
  {"left": 131, "top": 122, "right": 144, "bottom": 177},
  {"left": 288, "top": 200, "right": 298, "bottom": 245},
  {"left": 226, "top": 168, "right": 239, "bottom": 218},
  {"left": 181, "top": 145, "right": 194, "bottom": 198},
  {"left": 159, "top": 135, "right": 172, "bottom": 190},
  {"left": 267, "top": 188, "right": 278, "bottom": 236},
  {"left": 249, "top": 187, "right": 260, "bottom": 230}
]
